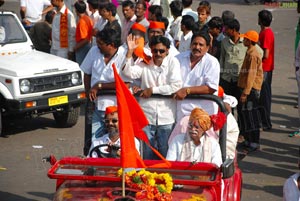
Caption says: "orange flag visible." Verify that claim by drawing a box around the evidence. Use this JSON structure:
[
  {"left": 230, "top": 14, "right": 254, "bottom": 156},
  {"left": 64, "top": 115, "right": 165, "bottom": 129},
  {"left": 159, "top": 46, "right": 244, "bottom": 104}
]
[{"left": 112, "top": 64, "right": 171, "bottom": 168}]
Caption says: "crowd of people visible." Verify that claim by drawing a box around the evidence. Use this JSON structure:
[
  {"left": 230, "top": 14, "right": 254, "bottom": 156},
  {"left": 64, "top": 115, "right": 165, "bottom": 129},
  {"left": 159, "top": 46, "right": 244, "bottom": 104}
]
[{"left": 17, "top": 0, "right": 277, "bottom": 163}]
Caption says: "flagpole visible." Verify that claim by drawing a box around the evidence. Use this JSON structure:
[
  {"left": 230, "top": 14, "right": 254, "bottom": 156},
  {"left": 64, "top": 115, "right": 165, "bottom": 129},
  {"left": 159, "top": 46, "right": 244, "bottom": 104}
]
[{"left": 122, "top": 168, "right": 125, "bottom": 197}]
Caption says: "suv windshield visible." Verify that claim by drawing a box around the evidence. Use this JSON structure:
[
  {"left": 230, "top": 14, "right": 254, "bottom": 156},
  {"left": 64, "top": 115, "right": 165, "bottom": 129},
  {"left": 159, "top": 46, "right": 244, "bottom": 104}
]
[{"left": 0, "top": 14, "right": 27, "bottom": 44}]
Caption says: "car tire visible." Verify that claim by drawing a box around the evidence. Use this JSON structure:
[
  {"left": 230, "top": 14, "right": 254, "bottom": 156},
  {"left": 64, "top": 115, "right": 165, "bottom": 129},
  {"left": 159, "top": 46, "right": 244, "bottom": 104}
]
[
  {"left": 53, "top": 106, "right": 80, "bottom": 127},
  {"left": 0, "top": 108, "right": 2, "bottom": 136}
]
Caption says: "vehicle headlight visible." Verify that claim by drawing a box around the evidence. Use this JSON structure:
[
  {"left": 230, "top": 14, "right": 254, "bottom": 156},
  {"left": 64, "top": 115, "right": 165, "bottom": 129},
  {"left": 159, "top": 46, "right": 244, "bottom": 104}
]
[
  {"left": 71, "top": 72, "right": 80, "bottom": 85},
  {"left": 20, "top": 79, "right": 31, "bottom": 93}
]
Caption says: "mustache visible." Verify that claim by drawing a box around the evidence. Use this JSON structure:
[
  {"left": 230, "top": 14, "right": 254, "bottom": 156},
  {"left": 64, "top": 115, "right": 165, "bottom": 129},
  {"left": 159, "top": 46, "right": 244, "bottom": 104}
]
[
  {"left": 189, "top": 130, "right": 198, "bottom": 135},
  {"left": 192, "top": 49, "right": 201, "bottom": 53}
]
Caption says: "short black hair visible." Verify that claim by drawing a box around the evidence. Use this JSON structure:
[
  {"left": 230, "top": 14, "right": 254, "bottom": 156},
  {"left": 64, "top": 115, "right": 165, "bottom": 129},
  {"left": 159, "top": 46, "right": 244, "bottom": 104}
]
[
  {"left": 208, "top": 16, "right": 223, "bottom": 31},
  {"left": 87, "top": 0, "right": 98, "bottom": 9},
  {"left": 182, "top": 0, "right": 192, "bottom": 7},
  {"left": 222, "top": 10, "right": 235, "bottom": 26},
  {"left": 96, "top": 28, "right": 121, "bottom": 48},
  {"left": 199, "top": 1, "right": 211, "bottom": 11},
  {"left": 148, "top": 5, "right": 163, "bottom": 18},
  {"left": 225, "top": 19, "right": 240, "bottom": 32},
  {"left": 181, "top": 15, "right": 195, "bottom": 31},
  {"left": 98, "top": 0, "right": 109, "bottom": 10},
  {"left": 74, "top": 0, "right": 86, "bottom": 14},
  {"left": 258, "top": 9, "right": 273, "bottom": 27},
  {"left": 149, "top": 35, "right": 170, "bottom": 49},
  {"left": 103, "top": 2, "right": 117, "bottom": 16},
  {"left": 122, "top": 0, "right": 135, "bottom": 9},
  {"left": 191, "top": 31, "right": 210, "bottom": 46},
  {"left": 136, "top": 0, "right": 147, "bottom": 10},
  {"left": 45, "top": 10, "right": 55, "bottom": 24},
  {"left": 170, "top": 0, "right": 183, "bottom": 17}
]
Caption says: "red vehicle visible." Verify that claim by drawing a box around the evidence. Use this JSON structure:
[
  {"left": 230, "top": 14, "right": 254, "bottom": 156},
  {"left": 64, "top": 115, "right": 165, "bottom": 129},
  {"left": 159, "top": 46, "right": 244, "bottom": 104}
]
[{"left": 46, "top": 94, "right": 242, "bottom": 201}]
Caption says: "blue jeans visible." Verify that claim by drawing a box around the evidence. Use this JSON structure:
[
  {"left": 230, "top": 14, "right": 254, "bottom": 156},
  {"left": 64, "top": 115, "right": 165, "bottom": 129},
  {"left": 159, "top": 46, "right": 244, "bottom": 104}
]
[
  {"left": 142, "top": 123, "right": 174, "bottom": 160},
  {"left": 91, "top": 110, "right": 107, "bottom": 140},
  {"left": 75, "top": 43, "right": 91, "bottom": 65}
]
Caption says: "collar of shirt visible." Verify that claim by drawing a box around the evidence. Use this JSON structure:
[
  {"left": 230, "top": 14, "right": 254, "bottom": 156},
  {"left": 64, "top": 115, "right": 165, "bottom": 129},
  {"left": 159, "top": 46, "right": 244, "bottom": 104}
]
[
  {"left": 183, "top": 31, "right": 193, "bottom": 40},
  {"left": 103, "top": 135, "right": 121, "bottom": 145},
  {"left": 58, "top": 4, "right": 67, "bottom": 14}
]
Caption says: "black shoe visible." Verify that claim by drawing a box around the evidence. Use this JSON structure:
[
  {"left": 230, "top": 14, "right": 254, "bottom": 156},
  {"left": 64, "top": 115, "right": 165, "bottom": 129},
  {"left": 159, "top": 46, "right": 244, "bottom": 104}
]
[{"left": 263, "top": 126, "right": 272, "bottom": 131}]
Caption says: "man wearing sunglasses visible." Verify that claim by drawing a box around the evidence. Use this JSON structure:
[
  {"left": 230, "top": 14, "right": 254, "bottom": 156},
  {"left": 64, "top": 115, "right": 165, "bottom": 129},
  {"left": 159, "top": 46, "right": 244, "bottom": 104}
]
[
  {"left": 88, "top": 106, "right": 140, "bottom": 158},
  {"left": 123, "top": 35, "right": 182, "bottom": 160}
]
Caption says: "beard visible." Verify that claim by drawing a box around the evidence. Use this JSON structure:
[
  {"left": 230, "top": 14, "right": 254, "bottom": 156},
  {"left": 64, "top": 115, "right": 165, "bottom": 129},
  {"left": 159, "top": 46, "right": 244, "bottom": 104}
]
[{"left": 108, "top": 127, "right": 119, "bottom": 138}]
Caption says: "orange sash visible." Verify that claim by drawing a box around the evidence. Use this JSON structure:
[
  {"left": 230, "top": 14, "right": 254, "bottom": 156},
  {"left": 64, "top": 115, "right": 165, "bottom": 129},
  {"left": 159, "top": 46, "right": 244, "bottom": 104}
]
[{"left": 60, "top": 8, "right": 68, "bottom": 48}]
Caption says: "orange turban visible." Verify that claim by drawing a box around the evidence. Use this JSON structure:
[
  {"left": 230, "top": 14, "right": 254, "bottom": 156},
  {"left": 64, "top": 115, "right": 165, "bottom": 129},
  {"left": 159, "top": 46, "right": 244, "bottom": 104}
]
[
  {"left": 131, "top": 23, "right": 146, "bottom": 33},
  {"left": 105, "top": 106, "right": 117, "bottom": 115},
  {"left": 189, "top": 108, "right": 212, "bottom": 132},
  {"left": 149, "top": 21, "right": 165, "bottom": 30}
]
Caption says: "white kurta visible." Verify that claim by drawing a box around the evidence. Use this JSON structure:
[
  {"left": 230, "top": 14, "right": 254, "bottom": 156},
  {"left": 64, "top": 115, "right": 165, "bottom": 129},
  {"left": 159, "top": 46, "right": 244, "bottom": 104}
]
[
  {"left": 176, "top": 52, "right": 220, "bottom": 119},
  {"left": 123, "top": 54, "right": 182, "bottom": 125},
  {"left": 20, "top": 0, "right": 51, "bottom": 23},
  {"left": 51, "top": 4, "right": 76, "bottom": 58},
  {"left": 166, "top": 133, "right": 222, "bottom": 167}
]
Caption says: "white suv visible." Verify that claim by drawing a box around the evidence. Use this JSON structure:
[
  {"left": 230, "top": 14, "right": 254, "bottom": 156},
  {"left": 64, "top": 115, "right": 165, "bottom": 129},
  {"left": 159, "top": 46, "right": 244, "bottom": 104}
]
[{"left": 0, "top": 11, "right": 86, "bottom": 135}]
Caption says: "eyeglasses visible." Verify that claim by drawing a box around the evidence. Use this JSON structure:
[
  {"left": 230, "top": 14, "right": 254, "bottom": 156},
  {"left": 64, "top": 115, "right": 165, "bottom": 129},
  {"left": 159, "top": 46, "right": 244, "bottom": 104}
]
[
  {"left": 152, "top": 49, "right": 166, "bottom": 54},
  {"left": 104, "top": 118, "right": 118, "bottom": 124}
]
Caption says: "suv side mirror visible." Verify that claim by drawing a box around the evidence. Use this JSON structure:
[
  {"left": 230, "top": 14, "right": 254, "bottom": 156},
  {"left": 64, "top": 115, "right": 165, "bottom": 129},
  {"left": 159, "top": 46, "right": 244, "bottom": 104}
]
[{"left": 222, "top": 158, "right": 234, "bottom": 179}]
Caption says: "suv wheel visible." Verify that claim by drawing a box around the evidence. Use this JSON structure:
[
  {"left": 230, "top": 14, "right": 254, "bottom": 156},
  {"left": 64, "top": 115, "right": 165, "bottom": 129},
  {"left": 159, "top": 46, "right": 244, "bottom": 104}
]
[
  {"left": 53, "top": 106, "right": 80, "bottom": 127},
  {"left": 0, "top": 109, "right": 2, "bottom": 136}
]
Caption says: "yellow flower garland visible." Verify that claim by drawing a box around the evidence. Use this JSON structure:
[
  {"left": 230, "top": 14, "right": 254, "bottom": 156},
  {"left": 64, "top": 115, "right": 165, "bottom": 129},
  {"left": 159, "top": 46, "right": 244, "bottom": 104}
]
[{"left": 118, "top": 169, "right": 173, "bottom": 200}]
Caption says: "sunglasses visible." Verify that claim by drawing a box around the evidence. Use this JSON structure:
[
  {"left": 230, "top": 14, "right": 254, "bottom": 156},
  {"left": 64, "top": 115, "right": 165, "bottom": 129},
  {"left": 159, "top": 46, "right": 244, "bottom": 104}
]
[
  {"left": 104, "top": 118, "right": 118, "bottom": 124},
  {"left": 152, "top": 49, "right": 166, "bottom": 54}
]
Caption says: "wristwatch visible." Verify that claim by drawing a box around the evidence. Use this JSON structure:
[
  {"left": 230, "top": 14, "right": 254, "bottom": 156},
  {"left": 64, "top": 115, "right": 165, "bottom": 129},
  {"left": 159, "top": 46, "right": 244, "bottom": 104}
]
[
  {"left": 98, "top": 83, "right": 102, "bottom": 89},
  {"left": 186, "top": 88, "right": 191, "bottom": 95}
]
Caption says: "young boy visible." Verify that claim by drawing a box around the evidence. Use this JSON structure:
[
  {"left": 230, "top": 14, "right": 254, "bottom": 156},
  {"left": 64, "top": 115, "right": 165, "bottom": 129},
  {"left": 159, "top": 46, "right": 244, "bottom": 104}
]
[
  {"left": 237, "top": 30, "right": 263, "bottom": 153},
  {"left": 258, "top": 9, "right": 274, "bottom": 131}
]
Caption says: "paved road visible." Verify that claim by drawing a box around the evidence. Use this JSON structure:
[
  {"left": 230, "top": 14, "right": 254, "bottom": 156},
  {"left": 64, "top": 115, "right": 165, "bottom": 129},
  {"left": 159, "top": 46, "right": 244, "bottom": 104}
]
[{"left": 0, "top": 1, "right": 299, "bottom": 201}]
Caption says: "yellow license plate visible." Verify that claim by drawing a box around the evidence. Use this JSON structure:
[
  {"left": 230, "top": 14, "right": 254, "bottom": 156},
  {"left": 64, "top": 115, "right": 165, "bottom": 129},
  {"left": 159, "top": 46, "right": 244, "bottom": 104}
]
[{"left": 48, "top": 95, "right": 68, "bottom": 106}]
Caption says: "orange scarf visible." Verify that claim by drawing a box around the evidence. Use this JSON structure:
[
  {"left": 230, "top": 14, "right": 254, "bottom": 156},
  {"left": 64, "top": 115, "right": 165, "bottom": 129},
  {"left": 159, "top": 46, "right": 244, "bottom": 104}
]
[
  {"left": 60, "top": 8, "right": 68, "bottom": 48},
  {"left": 133, "top": 37, "right": 151, "bottom": 64}
]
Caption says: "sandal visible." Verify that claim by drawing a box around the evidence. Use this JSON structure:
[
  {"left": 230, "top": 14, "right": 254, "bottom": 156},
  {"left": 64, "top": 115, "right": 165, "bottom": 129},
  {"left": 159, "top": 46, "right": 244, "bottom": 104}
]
[{"left": 289, "top": 131, "right": 300, "bottom": 137}]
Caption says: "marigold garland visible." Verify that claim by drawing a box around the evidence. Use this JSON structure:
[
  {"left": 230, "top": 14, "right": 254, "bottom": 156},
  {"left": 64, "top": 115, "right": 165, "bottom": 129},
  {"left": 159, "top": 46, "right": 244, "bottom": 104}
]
[{"left": 118, "top": 169, "right": 173, "bottom": 201}]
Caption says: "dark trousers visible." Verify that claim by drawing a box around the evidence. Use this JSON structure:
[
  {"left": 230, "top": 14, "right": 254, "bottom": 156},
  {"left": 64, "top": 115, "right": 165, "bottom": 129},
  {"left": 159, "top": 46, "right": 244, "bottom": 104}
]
[
  {"left": 259, "top": 71, "right": 273, "bottom": 129},
  {"left": 219, "top": 78, "right": 239, "bottom": 100},
  {"left": 237, "top": 89, "right": 261, "bottom": 144},
  {"left": 83, "top": 99, "right": 94, "bottom": 156}
]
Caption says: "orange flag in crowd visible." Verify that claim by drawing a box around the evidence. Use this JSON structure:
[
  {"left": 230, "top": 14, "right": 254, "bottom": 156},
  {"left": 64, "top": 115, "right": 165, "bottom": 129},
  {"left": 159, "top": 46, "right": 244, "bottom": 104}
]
[{"left": 112, "top": 64, "right": 171, "bottom": 168}]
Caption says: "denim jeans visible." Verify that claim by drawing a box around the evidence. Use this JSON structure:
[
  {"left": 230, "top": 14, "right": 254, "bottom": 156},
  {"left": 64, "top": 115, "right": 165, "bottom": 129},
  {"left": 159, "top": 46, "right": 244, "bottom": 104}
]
[
  {"left": 91, "top": 109, "right": 107, "bottom": 141},
  {"left": 142, "top": 123, "right": 174, "bottom": 160}
]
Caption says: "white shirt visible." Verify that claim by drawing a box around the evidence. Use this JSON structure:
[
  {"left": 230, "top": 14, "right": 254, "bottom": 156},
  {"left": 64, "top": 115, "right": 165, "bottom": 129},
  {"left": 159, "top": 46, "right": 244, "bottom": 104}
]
[
  {"left": 20, "top": 0, "right": 51, "bottom": 23},
  {"left": 89, "top": 134, "right": 140, "bottom": 158},
  {"left": 80, "top": 45, "right": 128, "bottom": 111},
  {"left": 123, "top": 54, "right": 182, "bottom": 125},
  {"left": 166, "top": 133, "right": 222, "bottom": 167},
  {"left": 283, "top": 173, "right": 300, "bottom": 201},
  {"left": 169, "top": 16, "right": 183, "bottom": 42},
  {"left": 176, "top": 51, "right": 220, "bottom": 120},
  {"left": 182, "top": 8, "right": 198, "bottom": 22},
  {"left": 178, "top": 31, "right": 193, "bottom": 53},
  {"left": 51, "top": 4, "right": 76, "bottom": 53}
]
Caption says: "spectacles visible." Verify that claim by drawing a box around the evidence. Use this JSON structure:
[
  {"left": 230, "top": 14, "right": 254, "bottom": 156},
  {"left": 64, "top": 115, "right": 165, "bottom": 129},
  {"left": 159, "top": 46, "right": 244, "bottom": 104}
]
[
  {"left": 152, "top": 49, "right": 166, "bottom": 54},
  {"left": 104, "top": 118, "right": 118, "bottom": 124}
]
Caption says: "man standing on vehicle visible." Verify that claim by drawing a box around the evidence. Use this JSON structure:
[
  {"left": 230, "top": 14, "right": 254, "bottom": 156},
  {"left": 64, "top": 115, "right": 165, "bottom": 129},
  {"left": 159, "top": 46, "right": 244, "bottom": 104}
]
[
  {"left": 50, "top": 0, "right": 76, "bottom": 60},
  {"left": 123, "top": 35, "right": 182, "bottom": 159},
  {"left": 80, "top": 28, "right": 128, "bottom": 151},
  {"left": 174, "top": 31, "right": 220, "bottom": 120}
]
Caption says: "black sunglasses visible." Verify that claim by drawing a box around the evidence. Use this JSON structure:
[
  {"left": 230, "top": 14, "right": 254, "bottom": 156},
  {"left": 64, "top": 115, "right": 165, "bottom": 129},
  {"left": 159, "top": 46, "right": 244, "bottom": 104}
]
[
  {"left": 152, "top": 49, "right": 166, "bottom": 54},
  {"left": 104, "top": 118, "right": 118, "bottom": 124}
]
